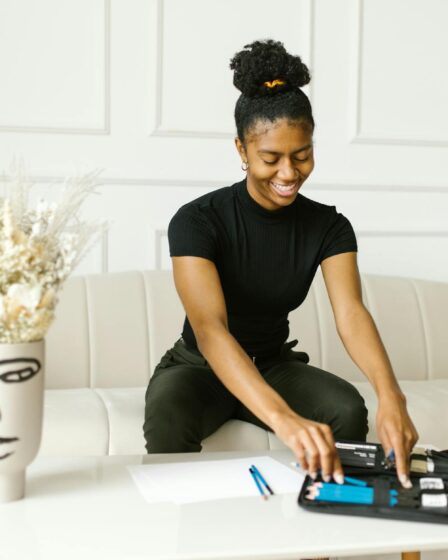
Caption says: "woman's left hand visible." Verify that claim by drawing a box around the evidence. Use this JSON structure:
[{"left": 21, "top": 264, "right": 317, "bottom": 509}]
[{"left": 375, "top": 391, "right": 419, "bottom": 488}]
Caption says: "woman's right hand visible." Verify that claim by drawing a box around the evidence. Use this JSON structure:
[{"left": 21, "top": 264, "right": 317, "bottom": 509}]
[{"left": 272, "top": 410, "right": 345, "bottom": 483}]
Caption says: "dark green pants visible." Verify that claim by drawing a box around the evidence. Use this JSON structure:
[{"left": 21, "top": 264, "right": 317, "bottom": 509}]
[{"left": 143, "top": 338, "right": 369, "bottom": 453}]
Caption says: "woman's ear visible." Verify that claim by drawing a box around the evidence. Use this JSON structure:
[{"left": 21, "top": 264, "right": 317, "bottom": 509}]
[{"left": 234, "top": 137, "right": 247, "bottom": 161}]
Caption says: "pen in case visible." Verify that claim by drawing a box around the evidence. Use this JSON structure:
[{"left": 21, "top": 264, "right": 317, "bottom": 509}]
[
  {"left": 306, "top": 485, "right": 408, "bottom": 507},
  {"left": 306, "top": 482, "right": 421, "bottom": 508},
  {"left": 290, "top": 463, "right": 367, "bottom": 487}
]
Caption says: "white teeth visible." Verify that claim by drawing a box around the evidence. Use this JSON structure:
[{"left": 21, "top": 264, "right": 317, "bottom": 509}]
[{"left": 271, "top": 182, "right": 297, "bottom": 191}]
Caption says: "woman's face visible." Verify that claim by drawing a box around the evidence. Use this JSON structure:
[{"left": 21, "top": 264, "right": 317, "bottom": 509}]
[{"left": 235, "top": 118, "right": 314, "bottom": 211}]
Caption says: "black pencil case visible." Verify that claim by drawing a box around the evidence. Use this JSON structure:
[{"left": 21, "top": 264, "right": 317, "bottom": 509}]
[
  {"left": 334, "top": 439, "right": 448, "bottom": 476},
  {"left": 297, "top": 440, "right": 448, "bottom": 525}
]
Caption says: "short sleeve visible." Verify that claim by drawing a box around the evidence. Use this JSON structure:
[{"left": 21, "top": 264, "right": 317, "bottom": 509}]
[
  {"left": 318, "top": 208, "right": 358, "bottom": 263},
  {"left": 168, "top": 204, "right": 218, "bottom": 262}
]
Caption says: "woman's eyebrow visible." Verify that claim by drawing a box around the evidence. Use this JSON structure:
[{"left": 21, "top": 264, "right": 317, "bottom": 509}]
[{"left": 257, "top": 143, "right": 313, "bottom": 155}]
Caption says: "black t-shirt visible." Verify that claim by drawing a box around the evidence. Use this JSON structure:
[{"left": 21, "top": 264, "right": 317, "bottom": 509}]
[{"left": 168, "top": 177, "right": 357, "bottom": 358}]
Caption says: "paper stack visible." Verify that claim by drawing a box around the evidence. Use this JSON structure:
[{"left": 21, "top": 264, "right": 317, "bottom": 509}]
[{"left": 127, "top": 455, "right": 305, "bottom": 504}]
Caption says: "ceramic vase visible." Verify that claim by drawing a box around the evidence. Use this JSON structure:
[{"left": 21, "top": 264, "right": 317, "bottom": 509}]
[{"left": 0, "top": 339, "right": 44, "bottom": 502}]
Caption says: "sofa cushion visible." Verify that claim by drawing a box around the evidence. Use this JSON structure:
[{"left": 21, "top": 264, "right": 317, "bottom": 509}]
[
  {"left": 201, "top": 419, "right": 270, "bottom": 451},
  {"left": 95, "top": 388, "right": 148, "bottom": 455},
  {"left": 40, "top": 389, "right": 109, "bottom": 456},
  {"left": 96, "top": 389, "right": 271, "bottom": 455},
  {"left": 353, "top": 379, "right": 448, "bottom": 450},
  {"left": 39, "top": 380, "right": 448, "bottom": 456}
]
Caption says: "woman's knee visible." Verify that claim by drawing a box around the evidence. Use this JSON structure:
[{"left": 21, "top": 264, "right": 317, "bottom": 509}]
[
  {"left": 268, "top": 362, "right": 369, "bottom": 441},
  {"left": 143, "top": 369, "right": 206, "bottom": 453},
  {"left": 143, "top": 365, "right": 236, "bottom": 453},
  {"left": 330, "top": 383, "right": 369, "bottom": 442},
  {"left": 144, "top": 386, "right": 203, "bottom": 453}
]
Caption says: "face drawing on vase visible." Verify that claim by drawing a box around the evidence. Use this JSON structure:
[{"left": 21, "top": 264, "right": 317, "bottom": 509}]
[{"left": 0, "top": 358, "right": 42, "bottom": 463}]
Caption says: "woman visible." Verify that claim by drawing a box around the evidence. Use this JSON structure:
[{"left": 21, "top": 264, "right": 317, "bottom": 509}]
[{"left": 143, "top": 39, "right": 418, "bottom": 489}]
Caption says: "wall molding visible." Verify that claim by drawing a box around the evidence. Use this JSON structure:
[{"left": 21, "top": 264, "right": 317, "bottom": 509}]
[
  {"left": 0, "top": 0, "right": 111, "bottom": 136},
  {"left": 150, "top": 0, "right": 314, "bottom": 139},
  {"left": 4, "top": 175, "right": 447, "bottom": 193},
  {"left": 357, "top": 231, "right": 448, "bottom": 238},
  {"left": 154, "top": 227, "right": 448, "bottom": 271},
  {"left": 155, "top": 229, "right": 168, "bottom": 271},
  {"left": 307, "top": 0, "right": 315, "bottom": 106},
  {"left": 350, "top": 0, "right": 448, "bottom": 147},
  {"left": 101, "top": 228, "right": 109, "bottom": 273}
]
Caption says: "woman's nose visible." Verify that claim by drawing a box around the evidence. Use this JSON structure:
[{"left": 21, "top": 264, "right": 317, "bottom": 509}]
[{"left": 277, "top": 160, "right": 298, "bottom": 181}]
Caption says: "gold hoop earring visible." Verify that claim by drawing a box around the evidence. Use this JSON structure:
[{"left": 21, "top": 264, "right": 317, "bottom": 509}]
[{"left": 241, "top": 161, "right": 249, "bottom": 172}]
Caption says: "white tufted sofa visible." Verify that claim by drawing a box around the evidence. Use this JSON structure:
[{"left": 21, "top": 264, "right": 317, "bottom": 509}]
[{"left": 40, "top": 268, "right": 448, "bottom": 457}]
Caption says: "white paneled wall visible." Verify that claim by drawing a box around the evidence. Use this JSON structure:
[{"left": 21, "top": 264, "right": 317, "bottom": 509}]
[
  {"left": 0, "top": 0, "right": 108, "bottom": 134},
  {"left": 0, "top": 0, "right": 447, "bottom": 281}
]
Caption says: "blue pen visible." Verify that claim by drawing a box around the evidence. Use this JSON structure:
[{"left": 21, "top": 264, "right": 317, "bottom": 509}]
[
  {"left": 250, "top": 464, "right": 275, "bottom": 495},
  {"left": 385, "top": 448, "right": 396, "bottom": 465},
  {"left": 317, "top": 484, "right": 374, "bottom": 498},
  {"left": 343, "top": 475, "right": 368, "bottom": 487},
  {"left": 313, "top": 488, "right": 373, "bottom": 505},
  {"left": 311, "top": 485, "right": 399, "bottom": 506},
  {"left": 290, "top": 463, "right": 367, "bottom": 487},
  {"left": 249, "top": 468, "right": 267, "bottom": 500},
  {"left": 382, "top": 448, "right": 396, "bottom": 470},
  {"left": 315, "top": 473, "right": 369, "bottom": 487}
]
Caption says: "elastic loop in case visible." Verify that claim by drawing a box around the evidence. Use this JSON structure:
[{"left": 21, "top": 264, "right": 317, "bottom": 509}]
[{"left": 373, "top": 477, "right": 391, "bottom": 507}]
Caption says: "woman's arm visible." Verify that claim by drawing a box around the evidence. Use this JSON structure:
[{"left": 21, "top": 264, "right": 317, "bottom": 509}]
[
  {"left": 320, "top": 251, "right": 419, "bottom": 487},
  {"left": 172, "top": 255, "right": 345, "bottom": 482}
]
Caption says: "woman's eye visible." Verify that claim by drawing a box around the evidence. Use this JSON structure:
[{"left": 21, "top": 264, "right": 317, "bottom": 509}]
[{"left": 262, "top": 156, "right": 311, "bottom": 165}]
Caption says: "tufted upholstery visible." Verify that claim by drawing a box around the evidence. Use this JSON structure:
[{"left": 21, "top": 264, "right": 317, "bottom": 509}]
[{"left": 39, "top": 269, "right": 448, "bottom": 456}]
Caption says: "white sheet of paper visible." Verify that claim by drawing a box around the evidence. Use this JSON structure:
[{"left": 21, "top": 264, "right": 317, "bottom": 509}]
[{"left": 127, "top": 456, "right": 305, "bottom": 504}]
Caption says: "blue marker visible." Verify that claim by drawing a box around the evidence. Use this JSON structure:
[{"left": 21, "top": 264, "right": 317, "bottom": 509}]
[
  {"left": 318, "top": 485, "right": 374, "bottom": 500},
  {"left": 342, "top": 475, "right": 368, "bottom": 487},
  {"left": 387, "top": 449, "right": 396, "bottom": 461},
  {"left": 310, "top": 485, "right": 399, "bottom": 506},
  {"left": 249, "top": 468, "right": 267, "bottom": 500},
  {"left": 290, "top": 463, "right": 368, "bottom": 487},
  {"left": 250, "top": 464, "right": 275, "bottom": 495},
  {"left": 314, "top": 488, "right": 373, "bottom": 505}
]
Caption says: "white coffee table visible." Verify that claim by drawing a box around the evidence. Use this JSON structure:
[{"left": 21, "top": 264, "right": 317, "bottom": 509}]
[{"left": 1, "top": 449, "right": 447, "bottom": 560}]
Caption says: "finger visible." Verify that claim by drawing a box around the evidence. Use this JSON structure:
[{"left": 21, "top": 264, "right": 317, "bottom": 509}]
[
  {"left": 406, "top": 430, "right": 418, "bottom": 466},
  {"left": 299, "top": 430, "right": 320, "bottom": 478},
  {"left": 392, "top": 436, "right": 412, "bottom": 489},
  {"left": 410, "top": 425, "right": 420, "bottom": 451},
  {"left": 293, "top": 441, "right": 308, "bottom": 472},
  {"left": 401, "top": 429, "right": 416, "bottom": 469},
  {"left": 317, "top": 424, "right": 344, "bottom": 483},
  {"left": 307, "top": 426, "right": 334, "bottom": 482},
  {"left": 380, "top": 435, "right": 393, "bottom": 460},
  {"left": 412, "top": 429, "right": 420, "bottom": 450}
]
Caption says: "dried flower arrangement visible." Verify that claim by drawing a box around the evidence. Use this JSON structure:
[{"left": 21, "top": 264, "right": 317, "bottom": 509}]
[{"left": 0, "top": 162, "right": 107, "bottom": 343}]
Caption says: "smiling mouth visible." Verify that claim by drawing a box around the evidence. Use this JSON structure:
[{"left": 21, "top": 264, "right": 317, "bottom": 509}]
[{"left": 269, "top": 180, "right": 300, "bottom": 197}]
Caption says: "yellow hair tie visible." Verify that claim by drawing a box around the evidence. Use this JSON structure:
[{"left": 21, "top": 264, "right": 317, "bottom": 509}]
[{"left": 263, "top": 79, "right": 285, "bottom": 89}]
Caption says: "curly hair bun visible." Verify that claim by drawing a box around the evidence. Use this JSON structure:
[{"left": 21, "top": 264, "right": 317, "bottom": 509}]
[{"left": 229, "top": 39, "right": 311, "bottom": 98}]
